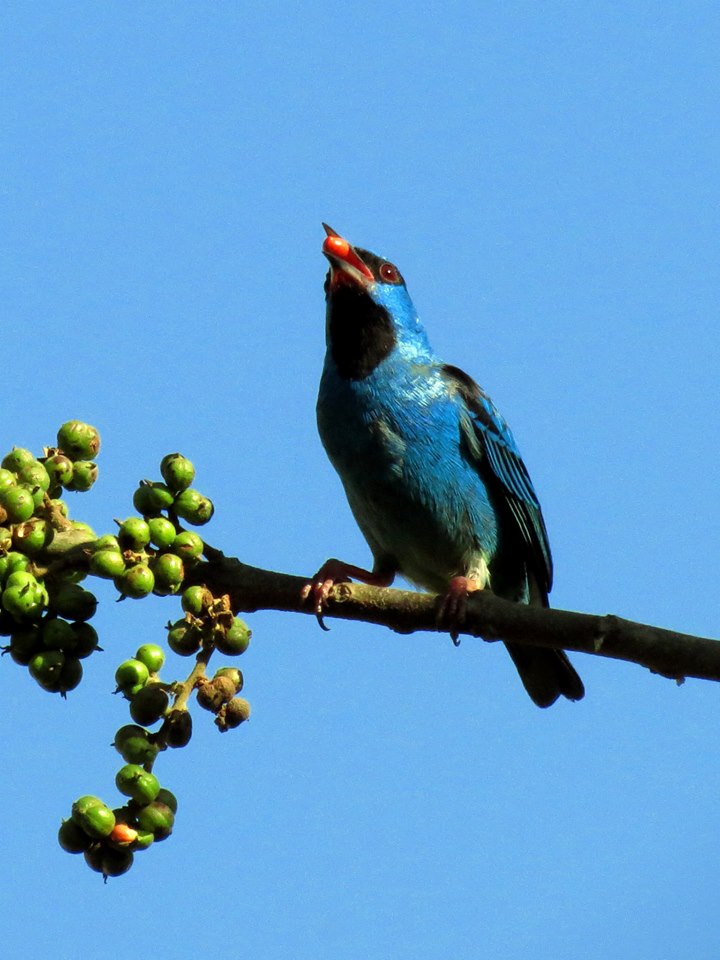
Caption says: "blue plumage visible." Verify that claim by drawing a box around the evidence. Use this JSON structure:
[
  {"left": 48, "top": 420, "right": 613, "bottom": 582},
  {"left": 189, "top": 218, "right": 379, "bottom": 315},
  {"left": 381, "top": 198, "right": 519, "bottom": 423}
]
[{"left": 309, "top": 226, "right": 583, "bottom": 707}]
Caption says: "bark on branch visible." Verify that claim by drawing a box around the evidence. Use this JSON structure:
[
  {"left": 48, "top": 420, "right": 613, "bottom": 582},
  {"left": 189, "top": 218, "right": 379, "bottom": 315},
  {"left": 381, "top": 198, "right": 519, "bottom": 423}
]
[{"left": 195, "top": 550, "right": 720, "bottom": 685}]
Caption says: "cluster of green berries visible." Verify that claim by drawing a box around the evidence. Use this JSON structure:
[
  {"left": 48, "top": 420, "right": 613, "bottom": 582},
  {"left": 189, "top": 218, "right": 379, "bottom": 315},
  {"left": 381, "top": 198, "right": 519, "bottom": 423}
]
[
  {"left": 88, "top": 454, "right": 210, "bottom": 600},
  {"left": 0, "top": 422, "right": 101, "bottom": 695},
  {"left": 115, "top": 642, "right": 177, "bottom": 727},
  {"left": 114, "top": 641, "right": 194, "bottom": 748},
  {"left": 9, "top": 439, "right": 256, "bottom": 878},
  {"left": 58, "top": 784, "right": 177, "bottom": 880},
  {"left": 4, "top": 583, "right": 98, "bottom": 695},
  {"left": 168, "top": 585, "right": 250, "bottom": 656},
  {"left": 59, "top": 643, "right": 179, "bottom": 878},
  {"left": 167, "top": 585, "right": 251, "bottom": 730},
  {"left": 63, "top": 616, "right": 249, "bottom": 878},
  {"left": 0, "top": 422, "right": 100, "bottom": 534}
]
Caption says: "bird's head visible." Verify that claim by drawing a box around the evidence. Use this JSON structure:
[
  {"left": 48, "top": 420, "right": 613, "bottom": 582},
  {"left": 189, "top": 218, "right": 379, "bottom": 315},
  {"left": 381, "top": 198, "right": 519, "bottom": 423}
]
[{"left": 321, "top": 224, "right": 431, "bottom": 379}]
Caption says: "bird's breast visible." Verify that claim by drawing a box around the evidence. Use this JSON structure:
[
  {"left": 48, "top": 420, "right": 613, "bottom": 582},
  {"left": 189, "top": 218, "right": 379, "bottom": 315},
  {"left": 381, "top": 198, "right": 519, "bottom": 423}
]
[{"left": 317, "top": 366, "right": 430, "bottom": 483}]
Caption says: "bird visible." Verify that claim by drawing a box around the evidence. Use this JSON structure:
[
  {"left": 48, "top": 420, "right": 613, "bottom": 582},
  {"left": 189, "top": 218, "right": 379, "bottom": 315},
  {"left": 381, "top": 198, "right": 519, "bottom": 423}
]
[{"left": 302, "top": 224, "right": 584, "bottom": 708}]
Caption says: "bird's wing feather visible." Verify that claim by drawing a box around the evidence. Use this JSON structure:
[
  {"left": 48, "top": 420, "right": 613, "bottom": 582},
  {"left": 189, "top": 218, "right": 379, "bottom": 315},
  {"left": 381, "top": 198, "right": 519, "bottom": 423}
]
[{"left": 440, "top": 364, "right": 553, "bottom": 595}]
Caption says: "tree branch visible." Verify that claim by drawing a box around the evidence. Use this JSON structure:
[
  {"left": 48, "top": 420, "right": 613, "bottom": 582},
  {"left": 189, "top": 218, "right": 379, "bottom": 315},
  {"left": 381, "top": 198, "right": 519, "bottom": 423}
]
[{"left": 195, "top": 550, "right": 720, "bottom": 685}]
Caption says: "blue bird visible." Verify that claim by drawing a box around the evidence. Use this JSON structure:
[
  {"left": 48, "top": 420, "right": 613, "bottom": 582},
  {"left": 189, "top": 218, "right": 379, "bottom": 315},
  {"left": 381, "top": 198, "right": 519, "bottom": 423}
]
[{"left": 304, "top": 225, "right": 584, "bottom": 707}]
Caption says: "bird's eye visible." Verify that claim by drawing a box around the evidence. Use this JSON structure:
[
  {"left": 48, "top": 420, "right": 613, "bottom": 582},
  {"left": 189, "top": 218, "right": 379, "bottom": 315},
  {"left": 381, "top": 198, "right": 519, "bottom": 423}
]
[{"left": 379, "top": 261, "right": 401, "bottom": 284}]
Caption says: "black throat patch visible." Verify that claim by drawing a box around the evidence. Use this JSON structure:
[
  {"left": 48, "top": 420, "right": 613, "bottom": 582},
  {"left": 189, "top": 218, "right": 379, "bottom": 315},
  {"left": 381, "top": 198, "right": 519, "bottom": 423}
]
[{"left": 327, "top": 286, "right": 396, "bottom": 380}]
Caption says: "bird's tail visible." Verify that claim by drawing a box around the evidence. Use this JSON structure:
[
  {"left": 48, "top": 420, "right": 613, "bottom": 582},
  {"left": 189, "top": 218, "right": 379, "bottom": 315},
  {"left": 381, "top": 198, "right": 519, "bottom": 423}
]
[{"left": 504, "top": 642, "right": 585, "bottom": 708}]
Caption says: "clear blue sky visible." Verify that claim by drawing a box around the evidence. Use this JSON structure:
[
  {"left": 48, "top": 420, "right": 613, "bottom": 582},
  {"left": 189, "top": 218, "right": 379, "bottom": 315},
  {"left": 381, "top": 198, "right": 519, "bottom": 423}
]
[{"left": 3, "top": 3, "right": 719, "bottom": 958}]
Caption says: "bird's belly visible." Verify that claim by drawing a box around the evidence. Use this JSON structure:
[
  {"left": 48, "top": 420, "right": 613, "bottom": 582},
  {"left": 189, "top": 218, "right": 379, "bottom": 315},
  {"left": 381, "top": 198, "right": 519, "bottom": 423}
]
[
  {"left": 325, "top": 421, "right": 499, "bottom": 592},
  {"left": 348, "top": 473, "right": 496, "bottom": 591}
]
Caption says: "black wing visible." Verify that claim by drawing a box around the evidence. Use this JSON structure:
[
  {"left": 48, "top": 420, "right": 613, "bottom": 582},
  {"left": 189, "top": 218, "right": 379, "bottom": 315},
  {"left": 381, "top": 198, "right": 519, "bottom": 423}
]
[{"left": 441, "top": 364, "right": 553, "bottom": 597}]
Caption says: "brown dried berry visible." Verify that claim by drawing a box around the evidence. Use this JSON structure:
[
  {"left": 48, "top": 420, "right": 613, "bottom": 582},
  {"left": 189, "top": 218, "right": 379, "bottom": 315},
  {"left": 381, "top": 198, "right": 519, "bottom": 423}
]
[
  {"left": 216, "top": 696, "right": 251, "bottom": 731},
  {"left": 196, "top": 678, "right": 224, "bottom": 713},
  {"left": 211, "top": 676, "right": 237, "bottom": 704}
]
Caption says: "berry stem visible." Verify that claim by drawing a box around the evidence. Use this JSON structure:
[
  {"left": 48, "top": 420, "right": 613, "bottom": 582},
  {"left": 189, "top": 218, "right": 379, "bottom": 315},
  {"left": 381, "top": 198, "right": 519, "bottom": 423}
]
[{"left": 173, "top": 647, "right": 214, "bottom": 712}]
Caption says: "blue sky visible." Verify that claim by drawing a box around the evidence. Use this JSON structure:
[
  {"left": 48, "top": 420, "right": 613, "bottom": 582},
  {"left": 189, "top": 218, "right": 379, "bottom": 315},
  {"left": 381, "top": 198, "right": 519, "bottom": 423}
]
[{"left": 2, "top": 3, "right": 719, "bottom": 958}]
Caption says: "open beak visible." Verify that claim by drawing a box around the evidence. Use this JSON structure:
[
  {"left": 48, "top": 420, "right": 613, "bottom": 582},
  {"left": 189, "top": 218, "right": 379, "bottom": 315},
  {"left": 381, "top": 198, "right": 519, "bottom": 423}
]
[{"left": 322, "top": 224, "right": 374, "bottom": 286}]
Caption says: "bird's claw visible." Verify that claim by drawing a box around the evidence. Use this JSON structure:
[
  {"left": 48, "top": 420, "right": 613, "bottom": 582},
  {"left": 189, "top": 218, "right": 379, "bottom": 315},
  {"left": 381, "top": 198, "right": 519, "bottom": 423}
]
[
  {"left": 300, "top": 577, "right": 337, "bottom": 631},
  {"left": 301, "top": 559, "right": 356, "bottom": 631},
  {"left": 436, "top": 576, "right": 480, "bottom": 645},
  {"left": 302, "top": 559, "right": 395, "bottom": 631}
]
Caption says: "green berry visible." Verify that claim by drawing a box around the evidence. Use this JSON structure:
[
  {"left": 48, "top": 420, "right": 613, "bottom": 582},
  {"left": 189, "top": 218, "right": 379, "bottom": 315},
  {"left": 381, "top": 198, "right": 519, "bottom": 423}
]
[
  {"left": 7, "top": 625, "right": 41, "bottom": 664},
  {"left": 172, "top": 530, "right": 204, "bottom": 561},
  {"left": 16, "top": 460, "right": 50, "bottom": 492},
  {"left": 152, "top": 553, "right": 184, "bottom": 592},
  {"left": 0, "top": 468, "right": 16, "bottom": 492},
  {"left": 44, "top": 453, "right": 74, "bottom": 488},
  {"left": 118, "top": 564, "right": 155, "bottom": 599},
  {"left": 56, "top": 421, "right": 100, "bottom": 461},
  {"left": 58, "top": 818, "right": 92, "bottom": 854},
  {"left": 155, "top": 788, "right": 178, "bottom": 813},
  {"left": 135, "top": 643, "right": 164, "bottom": 673},
  {"left": 132, "top": 482, "right": 174, "bottom": 516},
  {"left": 1, "top": 552, "right": 30, "bottom": 581},
  {"left": 66, "top": 460, "right": 98, "bottom": 492},
  {"left": 1, "top": 448, "right": 35, "bottom": 472},
  {"left": 28, "top": 484, "right": 46, "bottom": 509},
  {"left": 2, "top": 582, "right": 46, "bottom": 621},
  {"left": 113, "top": 725, "right": 159, "bottom": 765},
  {"left": 58, "top": 656, "right": 83, "bottom": 693},
  {"left": 181, "top": 585, "right": 207, "bottom": 615},
  {"left": 164, "top": 709, "right": 192, "bottom": 748},
  {"left": 6, "top": 551, "right": 31, "bottom": 572},
  {"left": 84, "top": 846, "right": 133, "bottom": 879},
  {"left": 215, "top": 616, "right": 251, "bottom": 656},
  {"left": 5, "top": 570, "right": 38, "bottom": 590},
  {"left": 92, "top": 534, "right": 120, "bottom": 551},
  {"left": 148, "top": 517, "right": 176, "bottom": 550},
  {"left": 117, "top": 517, "right": 150, "bottom": 551},
  {"left": 166, "top": 619, "right": 202, "bottom": 657},
  {"left": 0, "top": 485, "right": 35, "bottom": 523},
  {"left": 115, "top": 764, "right": 160, "bottom": 805},
  {"left": 90, "top": 548, "right": 126, "bottom": 579},
  {"left": 113, "top": 723, "right": 148, "bottom": 749},
  {"left": 135, "top": 800, "right": 174, "bottom": 840},
  {"left": 160, "top": 453, "right": 195, "bottom": 492},
  {"left": 12, "top": 518, "right": 51, "bottom": 556},
  {"left": 51, "top": 583, "right": 97, "bottom": 621},
  {"left": 29, "top": 650, "right": 65, "bottom": 688},
  {"left": 41, "top": 617, "right": 75, "bottom": 651},
  {"left": 68, "top": 621, "right": 99, "bottom": 658},
  {"left": 71, "top": 795, "right": 115, "bottom": 838},
  {"left": 129, "top": 683, "right": 169, "bottom": 726},
  {"left": 173, "top": 488, "right": 214, "bottom": 525},
  {"left": 115, "top": 658, "right": 149, "bottom": 692},
  {"left": 29, "top": 649, "right": 82, "bottom": 693},
  {"left": 132, "top": 830, "right": 155, "bottom": 851}
]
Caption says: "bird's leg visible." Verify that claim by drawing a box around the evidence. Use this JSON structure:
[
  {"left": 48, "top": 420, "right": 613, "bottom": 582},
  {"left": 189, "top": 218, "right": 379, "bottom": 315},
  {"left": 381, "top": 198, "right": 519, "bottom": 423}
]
[
  {"left": 436, "top": 576, "right": 482, "bottom": 645},
  {"left": 301, "top": 559, "right": 395, "bottom": 630}
]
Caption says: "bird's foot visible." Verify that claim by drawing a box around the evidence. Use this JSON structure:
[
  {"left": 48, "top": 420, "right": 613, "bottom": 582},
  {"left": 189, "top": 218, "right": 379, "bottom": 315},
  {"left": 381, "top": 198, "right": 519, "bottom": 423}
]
[
  {"left": 301, "top": 559, "right": 394, "bottom": 630},
  {"left": 436, "top": 576, "right": 482, "bottom": 645}
]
